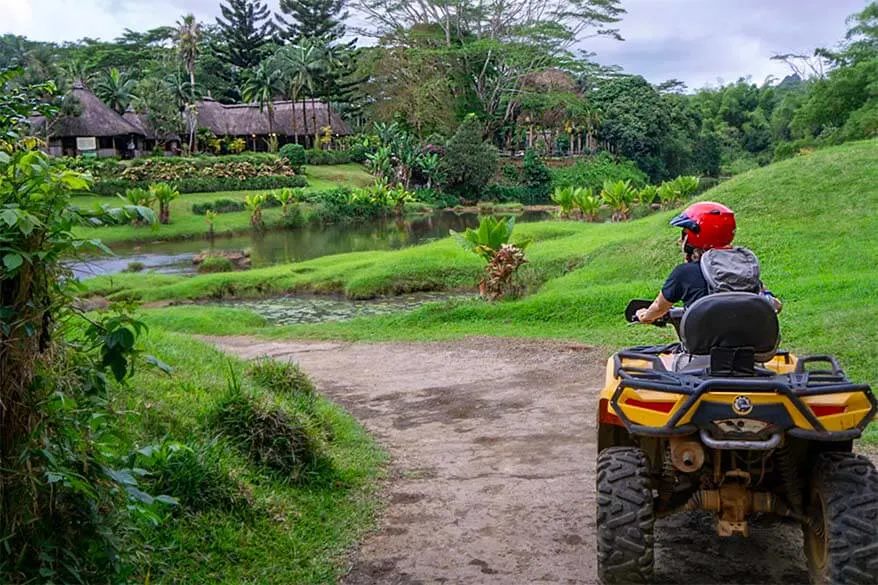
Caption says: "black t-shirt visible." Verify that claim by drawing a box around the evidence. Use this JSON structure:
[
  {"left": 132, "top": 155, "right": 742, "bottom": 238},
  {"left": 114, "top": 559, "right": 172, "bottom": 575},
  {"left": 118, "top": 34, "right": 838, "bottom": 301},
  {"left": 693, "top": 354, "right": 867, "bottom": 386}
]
[{"left": 661, "top": 262, "right": 709, "bottom": 307}]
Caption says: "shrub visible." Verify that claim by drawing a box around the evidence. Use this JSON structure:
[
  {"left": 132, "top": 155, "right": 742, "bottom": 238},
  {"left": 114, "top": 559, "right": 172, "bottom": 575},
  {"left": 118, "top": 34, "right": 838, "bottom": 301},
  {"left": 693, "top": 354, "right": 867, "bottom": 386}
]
[
  {"left": 279, "top": 143, "right": 307, "bottom": 172},
  {"left": 135, "top": 439, "right": 246, "bottom": 513},
  {"left": 440, "top": 114, "right": 498, "bottom": 198},
  {"left": 212, "top": 388, "right": 323, "bottom": 480},
  {"left": 91, "top": 175, "right": 308, "bottom": 197},
  {"left": 192, "top": 199, "right": 245, "bottom": 215},
  {"left": 522, "top": 149, "right": 552, "bottom": 192},
  {"left": 415, "top": 188, "right": 460, "bottom": 208},
  {"left": 198, "top": 256, "right": 235, "bottom": 273},
  {"left": 348, "top": 143, "right": 369, "bottom": 163},
  {"left": 501, "top": 162, "right": 520, "bottom": 183},
  {"left": 551, "top": 151, "right": 648, "bottom": 192},
  {"left": 124, "top": 261, "right": 145, "bottom": 272},
  {"left": 249, "top": 358, "right": 315, "bottom": 396},
  {"left": 308, "top": 187, "right": 385, "bottom": 223}
]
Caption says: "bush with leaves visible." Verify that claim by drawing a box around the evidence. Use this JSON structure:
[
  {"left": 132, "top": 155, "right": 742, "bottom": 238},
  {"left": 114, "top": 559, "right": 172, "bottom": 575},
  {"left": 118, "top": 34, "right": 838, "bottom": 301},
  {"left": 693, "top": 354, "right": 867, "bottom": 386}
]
[
  {"left": 90, "top": 175, "right": 308, "bottom": 197},
  {"left": 551, "top": 152, "right": 648, "bottom": 192},
  {"left": 451, "top": 216, "right": 530, "bottom": 300},
  {"left": 522, "top": 149, "right": 552, "bottom": 194},
  {"left": 440, "top": 114, "right": 498, "bottom": 199},
  {"left": 0, "top": 135, "right": 175, "bottom": 582},
  {"left": 278, "top": 143, "right": 307, "bottom": 172}
]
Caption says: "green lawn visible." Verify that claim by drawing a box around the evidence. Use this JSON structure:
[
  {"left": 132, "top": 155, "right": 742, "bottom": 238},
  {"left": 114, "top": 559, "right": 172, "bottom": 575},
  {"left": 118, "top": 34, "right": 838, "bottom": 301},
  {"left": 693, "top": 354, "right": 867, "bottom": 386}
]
[
  {"left": 123, "top": 328, "right": 386, "bottom": 583},
  {"left": 104, "top": 140, "right": 878, "bottom": 373},
  {"left": 72, "top": 163, "right": 374, "bottom": 243}
]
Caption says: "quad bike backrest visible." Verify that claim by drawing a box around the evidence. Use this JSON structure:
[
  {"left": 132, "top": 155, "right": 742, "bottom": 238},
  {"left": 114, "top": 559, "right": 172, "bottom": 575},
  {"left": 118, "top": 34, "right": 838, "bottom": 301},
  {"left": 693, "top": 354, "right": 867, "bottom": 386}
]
[{"left": 680, "top": 292, "right": 780, "bottom": 371}]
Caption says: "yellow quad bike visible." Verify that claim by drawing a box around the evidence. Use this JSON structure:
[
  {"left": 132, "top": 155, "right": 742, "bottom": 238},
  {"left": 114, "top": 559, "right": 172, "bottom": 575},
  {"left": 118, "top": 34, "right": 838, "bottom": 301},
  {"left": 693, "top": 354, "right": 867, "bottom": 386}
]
[{"left": 596, "top": 292, "right": 878, "bottom": 585}]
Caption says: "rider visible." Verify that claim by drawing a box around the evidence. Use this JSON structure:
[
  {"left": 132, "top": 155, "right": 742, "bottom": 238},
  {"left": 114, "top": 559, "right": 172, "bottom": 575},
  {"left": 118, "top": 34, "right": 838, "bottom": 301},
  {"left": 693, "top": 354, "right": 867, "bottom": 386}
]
[{"left": 635, "top": 202, "right": 781, "bottom": 325}]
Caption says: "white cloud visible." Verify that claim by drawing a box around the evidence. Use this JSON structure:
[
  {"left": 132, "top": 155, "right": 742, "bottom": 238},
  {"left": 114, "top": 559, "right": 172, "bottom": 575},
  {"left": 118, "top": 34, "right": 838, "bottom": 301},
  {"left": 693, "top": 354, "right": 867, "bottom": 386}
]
[{"left": 0, "top": 0, "right": 868, "bottom": 88}]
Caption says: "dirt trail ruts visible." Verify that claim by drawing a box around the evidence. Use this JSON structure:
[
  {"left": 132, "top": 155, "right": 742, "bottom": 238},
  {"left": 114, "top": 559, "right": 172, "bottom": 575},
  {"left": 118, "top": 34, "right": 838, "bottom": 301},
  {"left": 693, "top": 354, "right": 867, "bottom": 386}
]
[{"left": 206, "top": 336, "right": 817, "bottom": 585}]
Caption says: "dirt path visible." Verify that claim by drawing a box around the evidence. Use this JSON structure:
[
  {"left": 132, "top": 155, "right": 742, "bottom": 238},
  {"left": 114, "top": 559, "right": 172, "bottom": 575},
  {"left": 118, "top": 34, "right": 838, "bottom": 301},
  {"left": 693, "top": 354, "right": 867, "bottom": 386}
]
[{"left": 206, "top": 336, "right": 815, "bottom": 585}]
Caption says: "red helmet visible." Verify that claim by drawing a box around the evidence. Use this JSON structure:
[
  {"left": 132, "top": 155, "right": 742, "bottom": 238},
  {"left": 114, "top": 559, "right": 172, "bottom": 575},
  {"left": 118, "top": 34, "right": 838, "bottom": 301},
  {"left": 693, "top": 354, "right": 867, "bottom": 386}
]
[{"left": 670, "top": 202, "right": 736, "bottom": 249}]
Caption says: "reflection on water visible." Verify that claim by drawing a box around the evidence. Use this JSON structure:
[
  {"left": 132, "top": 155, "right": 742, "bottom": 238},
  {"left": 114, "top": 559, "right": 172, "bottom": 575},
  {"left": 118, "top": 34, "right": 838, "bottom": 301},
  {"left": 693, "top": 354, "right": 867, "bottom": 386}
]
[
  {"left": 222, "top": 292, "right": 474, "bottom": 325},
  {"left": 70, "top": 210, "right": 550, "bottom": 279}
]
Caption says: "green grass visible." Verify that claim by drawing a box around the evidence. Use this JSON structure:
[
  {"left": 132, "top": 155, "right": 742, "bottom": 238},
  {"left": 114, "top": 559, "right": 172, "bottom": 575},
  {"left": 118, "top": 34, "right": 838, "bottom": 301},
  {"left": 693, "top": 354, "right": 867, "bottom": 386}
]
[
  {"left": 72, "top": 163, "right": 374, "bottom": 243},
  {"left": 123, "top": 328, "right": 386, "bottom": 583},
  {"left": 97, "top": 140, "right": 878, "bottom": 439}
]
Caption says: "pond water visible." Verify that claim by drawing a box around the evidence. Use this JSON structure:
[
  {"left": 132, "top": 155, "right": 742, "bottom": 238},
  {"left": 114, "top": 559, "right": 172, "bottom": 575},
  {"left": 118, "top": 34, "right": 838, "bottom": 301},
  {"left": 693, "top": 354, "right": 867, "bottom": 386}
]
[
  {"left": 222, "top": 292, "right": 474, "bottom": 325},
  {"left": 70, "top": 210, "right": 551, "bottom": 279}
]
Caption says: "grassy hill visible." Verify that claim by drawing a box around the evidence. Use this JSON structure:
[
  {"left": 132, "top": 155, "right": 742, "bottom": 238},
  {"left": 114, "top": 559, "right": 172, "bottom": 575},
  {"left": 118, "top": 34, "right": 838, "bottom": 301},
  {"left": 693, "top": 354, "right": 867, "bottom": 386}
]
[{"left": 98, "top": 139, "right": 878, "bottom": 410}]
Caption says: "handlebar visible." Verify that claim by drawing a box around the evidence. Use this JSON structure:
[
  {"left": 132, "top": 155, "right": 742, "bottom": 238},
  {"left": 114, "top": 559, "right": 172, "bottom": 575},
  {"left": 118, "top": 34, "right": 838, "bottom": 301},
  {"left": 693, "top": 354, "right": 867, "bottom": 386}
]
[{"left": 625, "top": 300, "right": 685, "bottom": 334}]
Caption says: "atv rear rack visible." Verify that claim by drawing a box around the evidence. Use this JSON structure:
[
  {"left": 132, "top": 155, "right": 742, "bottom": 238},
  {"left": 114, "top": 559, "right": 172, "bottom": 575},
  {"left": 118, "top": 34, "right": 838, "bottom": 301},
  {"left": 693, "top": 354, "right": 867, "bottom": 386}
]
[{"left": 610, "top": 350, "right": 877, "bottom": 441}]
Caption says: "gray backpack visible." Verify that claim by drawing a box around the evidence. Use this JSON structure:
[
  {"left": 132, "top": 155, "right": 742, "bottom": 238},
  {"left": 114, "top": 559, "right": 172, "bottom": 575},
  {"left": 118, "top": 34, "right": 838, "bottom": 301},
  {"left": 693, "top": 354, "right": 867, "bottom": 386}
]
[{"left": 700, "top": 247, "right": 762, "bottom": 294}]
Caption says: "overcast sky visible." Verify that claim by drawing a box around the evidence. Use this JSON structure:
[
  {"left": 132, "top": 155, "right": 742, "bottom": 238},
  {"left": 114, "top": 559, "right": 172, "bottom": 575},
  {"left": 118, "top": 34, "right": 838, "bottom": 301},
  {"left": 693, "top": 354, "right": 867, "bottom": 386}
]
[{"left": 1, "top": 0, "right": 869, "bottom": 88}]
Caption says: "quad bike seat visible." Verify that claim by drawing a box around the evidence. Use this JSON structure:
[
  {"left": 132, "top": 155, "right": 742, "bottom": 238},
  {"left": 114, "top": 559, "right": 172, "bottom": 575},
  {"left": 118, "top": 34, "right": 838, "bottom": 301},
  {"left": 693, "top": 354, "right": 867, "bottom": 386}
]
[{"left": 680, "top": 292, "right": 780, "bottom": 374}]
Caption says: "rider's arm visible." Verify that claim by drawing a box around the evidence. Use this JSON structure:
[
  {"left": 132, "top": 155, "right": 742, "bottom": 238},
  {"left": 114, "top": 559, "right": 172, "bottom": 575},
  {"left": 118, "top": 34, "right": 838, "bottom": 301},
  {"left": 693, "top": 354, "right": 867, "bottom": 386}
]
[{"left": 635, "top": 293, "right": 674, "bottom": 323}]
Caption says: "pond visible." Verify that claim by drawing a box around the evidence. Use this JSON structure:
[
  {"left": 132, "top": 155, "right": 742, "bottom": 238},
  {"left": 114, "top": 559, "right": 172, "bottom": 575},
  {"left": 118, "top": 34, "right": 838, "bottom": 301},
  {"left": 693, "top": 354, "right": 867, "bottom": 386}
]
[
  {"left": 221, "top": 292, "right": 474, "bottom": 325},
  {"left": 70, "top": 210, "right": 551, "bottom": 279}
]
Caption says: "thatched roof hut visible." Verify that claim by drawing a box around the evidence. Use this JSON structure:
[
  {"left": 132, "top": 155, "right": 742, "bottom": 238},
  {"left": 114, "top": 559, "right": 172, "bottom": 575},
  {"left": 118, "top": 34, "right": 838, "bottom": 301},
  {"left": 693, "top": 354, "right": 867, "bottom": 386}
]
[
  {"left": 123, "top": 110, "right": 181, "bottom": 143},
  {"left": 195, "top": 98, "right": 352, "bottom": 139},
  {"left": 49, "top": 81, "right": 142, "bottom": 138}
]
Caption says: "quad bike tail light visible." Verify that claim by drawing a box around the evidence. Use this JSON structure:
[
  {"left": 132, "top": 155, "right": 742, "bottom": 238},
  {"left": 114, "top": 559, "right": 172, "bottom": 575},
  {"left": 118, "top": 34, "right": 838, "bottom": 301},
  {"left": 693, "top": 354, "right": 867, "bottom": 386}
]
[
  {"left": 624, "top": 398, "right": 677, "bottom": 413},
  {"left": 809, "top": 404, "right": 846, "bottom": 417}
]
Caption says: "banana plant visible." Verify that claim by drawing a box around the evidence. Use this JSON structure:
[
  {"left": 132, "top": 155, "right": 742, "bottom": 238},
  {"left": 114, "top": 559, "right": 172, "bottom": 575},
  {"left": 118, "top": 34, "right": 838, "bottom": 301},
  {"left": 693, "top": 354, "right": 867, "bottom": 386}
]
[
  {"left": 451, "top": 216, "right": 531, "bottom": 300},
  {"left": 551, "top": 186, "right": 576, "bottom": 217},
  {"left": 600, "top": 179, "right": 636, "bottom": 221},
  {"left": 572, "top": 187, "right": 602, "bottom": 221},
  {"left": 272, "top": 187, "right": 302, "bottom": 217},
  {"left": 386, "top": 185, "right": 415, "bottom": 216},
  {"left": 149, "top": 182, "right": 180, "bottom": 224},
  {"left": 635, "top": 185, "right": 658, "bottom": 207},
  {"left": 366, "top": 146, "right": 393, "bottom": 181},
  {"left": 674, "top": 176, "right": 700, "bottom": 198},
  {"left": 451, "top": 216, "right": 529, "bottom": 262},
  {"left": 244, "top": 193, "right": 269, "bottom": 229}
]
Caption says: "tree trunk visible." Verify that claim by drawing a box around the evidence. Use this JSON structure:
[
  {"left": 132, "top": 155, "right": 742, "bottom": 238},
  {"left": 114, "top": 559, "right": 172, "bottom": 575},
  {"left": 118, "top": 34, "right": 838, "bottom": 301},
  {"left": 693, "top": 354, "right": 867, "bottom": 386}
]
[
  {"left": 290, "top": 92, "right": 299, "bottom": 145},
  {"left": 311, "top": 99, "right": 318, "bottom": 150},
  {"left": 301, "top": 97, "right": 309, "bottom": 147},
  {"left": 268, "top": 101, "right": 275, "bottom": 135},
  {"left": 188, "top": 69, "right": 196, "bottom": 155}
]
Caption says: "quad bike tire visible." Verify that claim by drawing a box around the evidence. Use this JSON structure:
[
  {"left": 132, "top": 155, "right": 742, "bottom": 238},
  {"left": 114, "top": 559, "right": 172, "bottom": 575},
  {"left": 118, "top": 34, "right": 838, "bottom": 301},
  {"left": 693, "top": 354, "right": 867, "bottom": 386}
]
[
  {"left": 804, "top": 452, "right": 878, "bottom": 585},
  {"left": 596, "top": 446, "right": 655, "bottom": 584}
]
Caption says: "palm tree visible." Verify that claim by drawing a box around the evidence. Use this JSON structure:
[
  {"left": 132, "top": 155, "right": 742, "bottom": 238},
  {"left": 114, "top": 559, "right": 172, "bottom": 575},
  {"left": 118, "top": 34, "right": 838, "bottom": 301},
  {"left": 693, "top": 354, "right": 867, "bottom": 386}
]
[
  {"left": 242, "top": 61, "right": 282, "bottom": 135},
  {"left": 95, "top": 68, "right": 137, "bottom": 114},
  {"left": 273, "top": 43, "right": 324, "bottom": 146},
  {"left": 175, "top": 14, "right": 201, "bottom": 154}
]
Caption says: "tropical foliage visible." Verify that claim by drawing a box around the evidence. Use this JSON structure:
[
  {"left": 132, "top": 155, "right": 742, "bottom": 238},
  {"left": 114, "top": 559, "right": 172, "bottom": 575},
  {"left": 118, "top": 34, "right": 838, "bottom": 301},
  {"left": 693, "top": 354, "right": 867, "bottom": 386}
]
[{"left": 451, "top": 216, "right": 530, "bottom": 300}]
